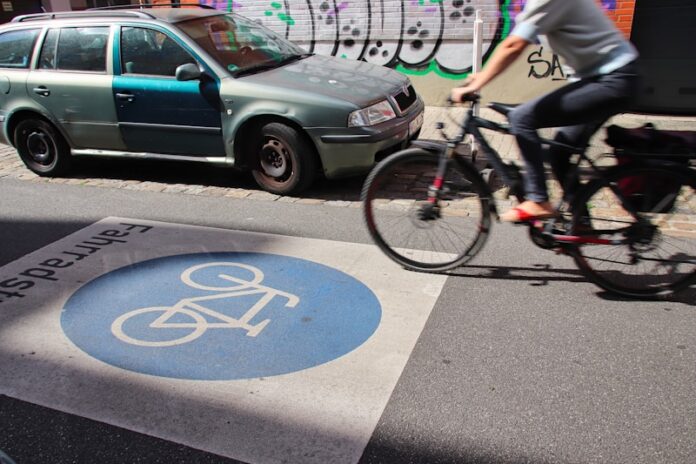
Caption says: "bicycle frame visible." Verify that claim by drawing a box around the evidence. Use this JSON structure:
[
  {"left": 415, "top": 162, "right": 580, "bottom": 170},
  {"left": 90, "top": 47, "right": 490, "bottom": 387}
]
[{"left": 422, "top": 99, "right": 659, "bottom": 246}]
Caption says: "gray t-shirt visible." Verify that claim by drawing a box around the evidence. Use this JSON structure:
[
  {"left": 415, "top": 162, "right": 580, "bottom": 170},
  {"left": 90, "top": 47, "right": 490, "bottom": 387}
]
[{"left": 511, "top": 0, "right": 638, "bottom": 78}]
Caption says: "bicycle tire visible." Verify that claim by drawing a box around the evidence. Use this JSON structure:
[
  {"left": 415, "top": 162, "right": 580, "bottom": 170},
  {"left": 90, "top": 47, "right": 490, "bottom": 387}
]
[
  {"left": 362, "top": 148, "right": 492, "bottom": 272},
  {"left": 111, "top": 306, "right": 207, "bottom": 347},
  {"left": 182, "top": 262, "right": 263, "bottom": 291},
  {"left": 569, "top": 161, "right": 696, "bottom": 298}
]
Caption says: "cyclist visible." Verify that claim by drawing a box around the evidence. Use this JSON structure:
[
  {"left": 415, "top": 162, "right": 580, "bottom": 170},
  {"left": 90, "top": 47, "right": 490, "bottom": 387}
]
[{"left": 451, "top": 0, "right": 640, "bottom": 222}]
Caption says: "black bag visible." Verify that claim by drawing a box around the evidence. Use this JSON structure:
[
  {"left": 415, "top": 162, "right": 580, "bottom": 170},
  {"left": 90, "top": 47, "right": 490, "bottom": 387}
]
[
  {"left": 605, "top": 124, "right": 695, "bottom": 213},
  {"left": 606, "top": 123, "right": 696, "bottom": 155}
]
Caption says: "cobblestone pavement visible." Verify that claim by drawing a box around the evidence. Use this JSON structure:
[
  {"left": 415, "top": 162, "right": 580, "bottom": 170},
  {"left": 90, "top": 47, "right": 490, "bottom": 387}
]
[{"left": 1, "top": 107, "right": 694, "bottom": 212}]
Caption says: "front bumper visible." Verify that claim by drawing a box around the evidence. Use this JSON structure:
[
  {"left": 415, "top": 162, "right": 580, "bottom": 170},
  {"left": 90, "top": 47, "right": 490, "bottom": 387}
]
[{"left": 306, "top": 98, "right": 425, "bottom": 179}]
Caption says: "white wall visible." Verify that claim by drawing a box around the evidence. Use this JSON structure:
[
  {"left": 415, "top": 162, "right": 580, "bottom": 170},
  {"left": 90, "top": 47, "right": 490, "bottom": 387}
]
[
  {"left": 199, "top": 0, "right": 565, "bottom": 104},
  {"left": 212, "top": 0, "right": 503, "bottom": 75}
]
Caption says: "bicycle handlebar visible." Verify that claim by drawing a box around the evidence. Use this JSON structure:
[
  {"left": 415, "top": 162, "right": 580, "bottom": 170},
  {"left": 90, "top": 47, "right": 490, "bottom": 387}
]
[{"left": 447, "top": 93, "right": 481, "bottom": 105}]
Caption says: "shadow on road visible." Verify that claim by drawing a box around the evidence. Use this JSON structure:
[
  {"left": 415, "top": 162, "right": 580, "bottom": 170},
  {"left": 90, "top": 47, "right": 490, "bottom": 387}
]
[
  {"left": 447, "top": 264, "right": 695, "bottom": 306},
  {"left": 67, "top": 157, "right": 366, "bottom": 202}
]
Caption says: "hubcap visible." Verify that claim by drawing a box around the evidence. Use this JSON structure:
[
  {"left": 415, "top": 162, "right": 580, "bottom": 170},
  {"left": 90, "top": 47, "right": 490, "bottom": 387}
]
[
  {"left": 26, "top": 130, "right": 52, "bottom": 164},
  {"left": 259, "top": 138, "right": 289, "bottom": 178}
]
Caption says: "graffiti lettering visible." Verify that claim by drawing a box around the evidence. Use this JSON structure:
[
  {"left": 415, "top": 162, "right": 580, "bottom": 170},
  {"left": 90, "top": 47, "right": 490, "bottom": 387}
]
[
  {"left": 194, "top": 0, "right": 626, "bottom": 78},
  {"left": 527, "top": 47, "right": 567, "bottom": 81}
]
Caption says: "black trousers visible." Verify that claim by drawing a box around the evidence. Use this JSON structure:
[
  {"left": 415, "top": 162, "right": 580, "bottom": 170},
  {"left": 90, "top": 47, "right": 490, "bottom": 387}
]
[{"left": 507, "top": 61, "right": 641, "bottom": 202}]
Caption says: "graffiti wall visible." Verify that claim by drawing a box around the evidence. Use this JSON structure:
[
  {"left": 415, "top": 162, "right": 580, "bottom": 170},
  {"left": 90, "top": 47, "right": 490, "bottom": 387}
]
[{"left": 191, "top": 0, "right": 635, "bottom": 102}]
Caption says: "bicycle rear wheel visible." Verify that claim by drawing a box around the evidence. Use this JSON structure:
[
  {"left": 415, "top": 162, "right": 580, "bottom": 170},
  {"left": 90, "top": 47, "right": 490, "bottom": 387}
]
[
  {"left": 569, "top": 162, "right": 696, "bottom": 297},
  {"left": 362, "top": 148, "right": 492, "bottom": 272}
]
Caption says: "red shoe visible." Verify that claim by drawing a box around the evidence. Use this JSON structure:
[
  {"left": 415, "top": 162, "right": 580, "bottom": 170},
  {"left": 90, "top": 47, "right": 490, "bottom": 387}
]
[{"left": 500, "top": 202, "right": 557, "bottom": 223}]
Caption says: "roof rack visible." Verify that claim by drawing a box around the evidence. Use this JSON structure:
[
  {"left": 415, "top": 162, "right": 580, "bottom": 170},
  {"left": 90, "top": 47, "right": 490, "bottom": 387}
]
[
  {"left": 12, "top": 10, "right": 155, "bottom": 22},
  {"left": 88, "top": 3, "right": 216, "bottom": 11}
]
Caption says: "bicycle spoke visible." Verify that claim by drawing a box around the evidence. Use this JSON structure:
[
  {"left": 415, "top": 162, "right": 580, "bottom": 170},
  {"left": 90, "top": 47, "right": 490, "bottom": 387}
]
[
  {"left": 571, "top": 164, "right": 696, "bottom": 297},
  {"left": 362, "top": 150, "right": 491, "bottom": 271}
]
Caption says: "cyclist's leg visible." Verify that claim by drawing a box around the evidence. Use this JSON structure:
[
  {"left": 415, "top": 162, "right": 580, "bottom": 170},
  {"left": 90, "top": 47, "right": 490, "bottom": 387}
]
[
  {"left": 549, "top": 120, "right": 606, "bottom": 203},
  {"left": 506, "top": 61, "right": 639, "bottom": 217}
]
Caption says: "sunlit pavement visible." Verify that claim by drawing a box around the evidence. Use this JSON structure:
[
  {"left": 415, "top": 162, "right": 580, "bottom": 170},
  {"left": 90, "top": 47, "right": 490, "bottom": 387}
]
[
  {"left": 0, "top": 218, "right": 448, "bottom": 463},
  {"left": 0, "top": 109, "right": 695, "bottom": 464}
]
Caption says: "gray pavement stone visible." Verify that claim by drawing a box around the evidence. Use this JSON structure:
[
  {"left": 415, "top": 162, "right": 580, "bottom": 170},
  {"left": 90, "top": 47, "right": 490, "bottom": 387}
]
[
  {"left": 223, "top": 189, "right": 251, "bottom": 199},
  {"left": 246, "top": 191, "right": 281, "bottom": 201},
  {"left": 277, "top": 196, "right": 300, "bottom": 203}
]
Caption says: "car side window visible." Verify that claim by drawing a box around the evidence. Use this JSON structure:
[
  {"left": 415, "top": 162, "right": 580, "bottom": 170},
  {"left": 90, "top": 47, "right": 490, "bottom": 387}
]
[
  {"left": 121, "top": 27, "right": 196, "bottom": 77},
  {"left": 0, "top": 29, "right": 40, "bottom": 69},
  {"left": 43, "top": 27, "right": 109, "bottom": 72},
  {"left": 38, "top": 29, "right": 58, "bottom": 70}
]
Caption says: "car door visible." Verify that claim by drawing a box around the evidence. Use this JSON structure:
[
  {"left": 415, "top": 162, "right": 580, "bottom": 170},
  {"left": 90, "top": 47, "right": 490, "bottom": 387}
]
[
  {"left": 25, "top": 25, "right": 124, "bottom": 150},
  {"left": 0, "top": 28, "right": 41, "bottom": 144},
  {"left": 113, "top": 26, "right": 224, "bottom": 156}
]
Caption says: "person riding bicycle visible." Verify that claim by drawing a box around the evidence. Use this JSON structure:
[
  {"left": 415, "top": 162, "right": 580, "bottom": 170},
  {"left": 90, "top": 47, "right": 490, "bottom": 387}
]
[{"left": 451, "top": 0, "right": 640, "bottom": 222}]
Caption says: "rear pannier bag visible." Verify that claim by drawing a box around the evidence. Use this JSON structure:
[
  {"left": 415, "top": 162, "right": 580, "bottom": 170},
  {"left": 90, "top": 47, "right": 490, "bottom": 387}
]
[{"left": 605, "top": 124, "right": 695, "bottom": 213}]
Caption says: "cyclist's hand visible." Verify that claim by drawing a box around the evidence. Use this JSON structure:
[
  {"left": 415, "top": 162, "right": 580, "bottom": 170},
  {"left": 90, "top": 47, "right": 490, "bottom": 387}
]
[{"left": 450, "top": 74, "right": 481, "bottom": 103}]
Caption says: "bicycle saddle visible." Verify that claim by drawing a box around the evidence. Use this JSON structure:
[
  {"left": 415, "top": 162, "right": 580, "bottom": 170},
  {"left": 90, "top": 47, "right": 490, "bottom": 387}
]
[{"left": 489, "top": 102, "right": 518, "bottom": 116}]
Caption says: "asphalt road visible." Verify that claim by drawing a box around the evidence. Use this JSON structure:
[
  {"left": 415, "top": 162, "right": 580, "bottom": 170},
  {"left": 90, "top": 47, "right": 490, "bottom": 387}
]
[{"left": 0, "top": 173, "right": 694, "bottom": 464}]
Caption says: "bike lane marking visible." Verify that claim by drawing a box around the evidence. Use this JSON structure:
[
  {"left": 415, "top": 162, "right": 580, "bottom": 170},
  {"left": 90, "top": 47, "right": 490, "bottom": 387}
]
[{"left": 0, "top": 217, "right": 446, "bottom": 464}]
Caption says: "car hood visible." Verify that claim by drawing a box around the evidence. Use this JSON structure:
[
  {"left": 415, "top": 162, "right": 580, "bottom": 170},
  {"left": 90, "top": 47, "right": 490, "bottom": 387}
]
[{"left": 239, "top": 54, "right": 411, "bottom": 108}]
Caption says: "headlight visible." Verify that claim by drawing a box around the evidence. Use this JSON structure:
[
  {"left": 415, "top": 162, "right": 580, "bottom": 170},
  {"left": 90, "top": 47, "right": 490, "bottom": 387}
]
[{"left": 348, "top": 100, "right": 396, "bottom": 127}]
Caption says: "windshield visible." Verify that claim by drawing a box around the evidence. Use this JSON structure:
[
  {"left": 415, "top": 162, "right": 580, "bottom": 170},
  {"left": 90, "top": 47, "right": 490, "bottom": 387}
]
[{"left": 176, "top": 13, "right": 308, "bottom": 76}]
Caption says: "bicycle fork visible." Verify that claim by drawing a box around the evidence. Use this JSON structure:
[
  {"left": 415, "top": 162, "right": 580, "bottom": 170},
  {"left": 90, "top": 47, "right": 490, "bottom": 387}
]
[{"left": 419, "top": 144, "right": 457, "bottom": 221}]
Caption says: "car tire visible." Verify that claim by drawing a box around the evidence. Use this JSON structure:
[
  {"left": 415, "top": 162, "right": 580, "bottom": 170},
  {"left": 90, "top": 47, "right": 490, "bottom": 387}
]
[
  {"left": 14, "top": 118, "right": 71, "bottom": 176},
  {"left": 251, "top": 122, "right": 317, "bottom": 195}
]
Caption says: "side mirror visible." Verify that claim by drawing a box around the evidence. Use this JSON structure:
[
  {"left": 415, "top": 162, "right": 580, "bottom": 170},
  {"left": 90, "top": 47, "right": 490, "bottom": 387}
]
[{"left": 175, "top": 63, "right": 203, "bottom": 81}]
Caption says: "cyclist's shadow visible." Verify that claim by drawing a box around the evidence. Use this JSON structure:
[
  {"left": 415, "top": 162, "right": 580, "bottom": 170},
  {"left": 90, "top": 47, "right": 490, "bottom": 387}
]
[
  {"left": 595, "top": 285, "right": 696, "bottom": 305},
  {"left": 446, "top": 263, "right": 585, "bottom": 287},
  {"left": 446, "top": 264, "right": 696, "bottom": 305}
]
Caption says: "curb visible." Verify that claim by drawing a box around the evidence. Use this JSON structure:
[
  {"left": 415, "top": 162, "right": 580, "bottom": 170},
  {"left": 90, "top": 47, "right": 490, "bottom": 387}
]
[{"left": 1, "top": 107, "right": 694, "bottom": 211}]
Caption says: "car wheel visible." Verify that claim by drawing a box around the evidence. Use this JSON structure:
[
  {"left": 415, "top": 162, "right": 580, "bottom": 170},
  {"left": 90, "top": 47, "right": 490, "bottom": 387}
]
[
  {"left": 14, "top": 118, "right": 71, "bottom": 176},
  {"left": 251, "top": 122, "right": 317, "bottom": 195}
]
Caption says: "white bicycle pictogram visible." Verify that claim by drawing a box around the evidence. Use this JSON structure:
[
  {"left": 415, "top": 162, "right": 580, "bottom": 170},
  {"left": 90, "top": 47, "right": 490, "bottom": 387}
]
[{"left": 111, "top": 262, "right": 300, "bottom": 347}]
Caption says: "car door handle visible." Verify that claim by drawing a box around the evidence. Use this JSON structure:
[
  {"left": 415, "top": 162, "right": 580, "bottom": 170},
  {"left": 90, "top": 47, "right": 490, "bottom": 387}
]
[
  {"left": 115, "top": 92, "right": 135, "bottom": 102},
  {"left": 33, "top": 86, "right": 50, "bottom": 97}
]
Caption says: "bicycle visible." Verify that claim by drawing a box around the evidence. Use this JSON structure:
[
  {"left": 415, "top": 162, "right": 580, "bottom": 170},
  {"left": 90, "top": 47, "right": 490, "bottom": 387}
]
[{"left": 361, "top": 94, "right": 696, "bottom": 299}]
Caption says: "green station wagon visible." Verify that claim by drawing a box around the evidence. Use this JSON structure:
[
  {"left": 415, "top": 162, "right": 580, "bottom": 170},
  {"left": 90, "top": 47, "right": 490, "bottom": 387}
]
[{"left": 0, "top": 4, "right": 424, "bottom": 194}]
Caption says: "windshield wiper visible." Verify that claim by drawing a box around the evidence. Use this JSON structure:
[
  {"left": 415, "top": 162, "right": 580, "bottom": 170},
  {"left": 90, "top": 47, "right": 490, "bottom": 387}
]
[
  {"left": 277, "top": 53, "right": 312, "bottom": 65},
  {"left": 233, "top": 62, "right": 279, "bottom": 77},
  {"left": 233, "top": 53, "right": 312, "bottom": 77}
]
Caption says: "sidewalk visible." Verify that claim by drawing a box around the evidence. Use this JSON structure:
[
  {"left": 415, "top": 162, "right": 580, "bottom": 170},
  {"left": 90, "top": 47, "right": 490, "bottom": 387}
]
[
  {"left": 420, "top": 106, "right": 696, "bottom": 162},
  {"left": 0, "top": 107, "right": 694, "bottom": 206}
]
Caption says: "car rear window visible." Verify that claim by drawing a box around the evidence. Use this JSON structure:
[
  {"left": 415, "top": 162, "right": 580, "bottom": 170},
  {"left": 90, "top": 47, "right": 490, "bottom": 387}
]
[
  {"left": 39, "top": 27, "right": 109, "bottom": 72},
  {"left": 0, "top": 29, "right": 40, "bottom": 69}
]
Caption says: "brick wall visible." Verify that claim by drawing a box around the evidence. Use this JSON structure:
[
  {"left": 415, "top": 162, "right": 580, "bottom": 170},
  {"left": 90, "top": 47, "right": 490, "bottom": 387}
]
[{"left": 601, "top": 0, "right": 636, "bottom": 37}]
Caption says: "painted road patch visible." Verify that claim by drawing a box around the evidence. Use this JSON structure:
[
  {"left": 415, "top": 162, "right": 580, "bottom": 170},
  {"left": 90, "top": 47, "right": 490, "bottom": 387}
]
[
  {"left": 0, "top": 218, "right": 446, "bottom": 464},
  {"left": 62, "top": 253, "right": 381, "bottom": 380}
]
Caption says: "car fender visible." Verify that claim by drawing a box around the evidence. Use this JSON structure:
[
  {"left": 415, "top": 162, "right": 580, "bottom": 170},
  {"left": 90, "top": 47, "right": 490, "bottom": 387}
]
[
  {"left": 223, "top": 100, "right": 316, "bottom": 165},
  {"left": 3, "top": 100, "right": 73, "bottom": 148}
]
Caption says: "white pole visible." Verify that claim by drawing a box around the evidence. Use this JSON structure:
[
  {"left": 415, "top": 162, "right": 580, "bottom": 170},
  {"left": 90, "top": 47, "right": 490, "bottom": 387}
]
[
  {"left": 472, "top": 9, "right": 483, "bottom": 116},
  {"left": 470, "top": 9, "right": 484, "bottom": 156}
]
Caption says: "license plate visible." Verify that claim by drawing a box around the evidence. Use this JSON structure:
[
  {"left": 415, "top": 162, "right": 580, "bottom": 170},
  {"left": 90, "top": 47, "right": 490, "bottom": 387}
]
[{"left": 409, "top": 111, "right": 424, "bottom": 136}]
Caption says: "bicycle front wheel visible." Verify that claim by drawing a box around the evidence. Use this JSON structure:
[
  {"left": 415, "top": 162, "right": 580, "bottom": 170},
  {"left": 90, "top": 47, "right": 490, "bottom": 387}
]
[
  {"left": 362, "top": 148, "right": 492, "bottom": 272},
  {"left": 569, "top": 162, "right": 696, "bottom": 298}
]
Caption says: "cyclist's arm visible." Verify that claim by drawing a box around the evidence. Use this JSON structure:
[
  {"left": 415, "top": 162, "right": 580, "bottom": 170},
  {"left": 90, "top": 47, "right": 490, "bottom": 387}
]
[{"left": 452, "top": 35, "right": 529, "bottom": 100}]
